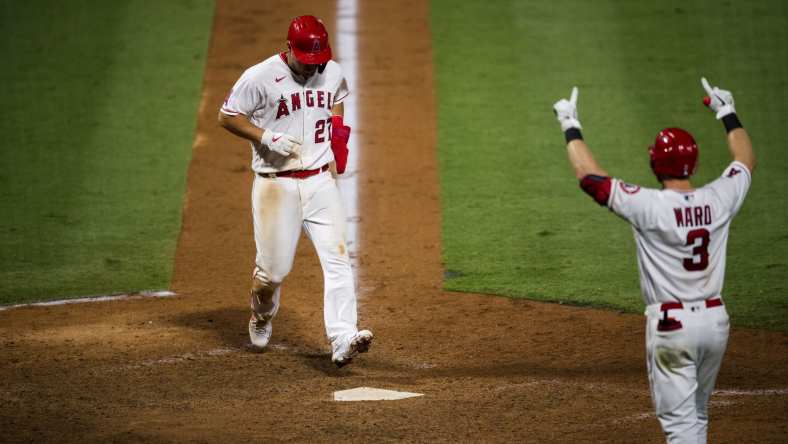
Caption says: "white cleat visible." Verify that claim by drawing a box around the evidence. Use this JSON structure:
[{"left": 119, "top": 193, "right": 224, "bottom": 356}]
[
  {"left": 248, "top": 315, "right": 272, "bottom": 349},
  {"left": 332, "top": 330, "right": 374, "bottom": 368}
]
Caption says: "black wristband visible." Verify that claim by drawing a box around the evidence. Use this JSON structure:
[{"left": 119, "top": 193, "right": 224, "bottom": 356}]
[
  {"left": 722, "top": 113, "right": 743, "bottom": 133},
  {"left": 564, "top": 128, "right": 583, "bottom": 143}
]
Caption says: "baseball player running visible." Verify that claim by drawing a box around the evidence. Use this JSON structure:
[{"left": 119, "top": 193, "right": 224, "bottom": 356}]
[
  {"left": 218, "top": 15, "right": 372, "bottom": 367},
  {"left": 553, "top": 78, "right": 754, "bottom": 443}
]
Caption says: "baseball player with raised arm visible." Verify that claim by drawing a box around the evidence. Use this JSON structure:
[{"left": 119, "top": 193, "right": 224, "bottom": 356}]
[
  {"left": 218, "top": 15, "right": 372, "bottom": 367},
  {"left": 553, "top": 78, "right": 755, "bottom": 443}
]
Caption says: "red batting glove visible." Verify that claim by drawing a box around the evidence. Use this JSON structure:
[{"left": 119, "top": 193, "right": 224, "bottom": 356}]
[{"left": 331, "top": 115, "right": 351, "bottom": 174}]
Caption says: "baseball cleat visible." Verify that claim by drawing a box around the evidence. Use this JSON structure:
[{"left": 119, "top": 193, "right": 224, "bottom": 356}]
[
  {"left": 332, "top": 330, "right": 374, "bottom": 368},
  {"left": 248, "top": 315, "right": 273, "bottom": 349}
]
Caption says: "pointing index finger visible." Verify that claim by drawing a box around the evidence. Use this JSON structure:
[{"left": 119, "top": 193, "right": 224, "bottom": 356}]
[
  {"left": 570, "top": 87, "right": 578, "bottom": 106},
  {"left": 701, "top": 77, "right": 713, "bottom": 95}
]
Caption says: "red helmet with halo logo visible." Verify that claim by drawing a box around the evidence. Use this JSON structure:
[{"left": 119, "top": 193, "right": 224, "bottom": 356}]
[
  {"left": 287, "top": 15, "right": 332, "bottom": 65},
  {"left": 649, "top": 127, "right": 699, "bottom": 179}
]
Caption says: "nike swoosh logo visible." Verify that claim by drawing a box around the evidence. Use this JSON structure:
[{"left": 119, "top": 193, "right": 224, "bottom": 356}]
[
  {"left": 275, "top": 76, "right": 286, "bottom": 82},
  {"left": 272, "top": 135, "right": 281, "bottom": 142}
]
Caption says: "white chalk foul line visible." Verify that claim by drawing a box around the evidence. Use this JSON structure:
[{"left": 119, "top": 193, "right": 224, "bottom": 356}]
[
  {"left": 119, "top": 348, "right": 788, "bottom": 409},
  {"left": 335, "top": 0, "right": 362, "bottom": 275},
  {"left": 126, "top": 347, "right": 242, "bottom": 369},
  {"left": 613, "top": 387, "right": 788, "bottom": 424},
  {"left": 0, "top": 290, "right": 176, "bottom": 312},
  {"left": 714, "top": 388, "right": 788, "bottom": 396},
  {"left": 125, "top": 344, "right": 306, "bottom": 370}
]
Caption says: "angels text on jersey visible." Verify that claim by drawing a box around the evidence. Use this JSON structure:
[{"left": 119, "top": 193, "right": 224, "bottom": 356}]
[{"left": 275, "top": 90, "right": 335, "bottom": 120}]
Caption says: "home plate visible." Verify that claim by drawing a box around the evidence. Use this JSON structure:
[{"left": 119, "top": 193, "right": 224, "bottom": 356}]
[{"left": 333, "top": 387, "right": 424, "bottom": 402}]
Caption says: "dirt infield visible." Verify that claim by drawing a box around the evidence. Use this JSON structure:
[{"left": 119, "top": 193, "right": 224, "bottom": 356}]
[{"left": 1, "top": 1, "right": 787, "bottom": 442}]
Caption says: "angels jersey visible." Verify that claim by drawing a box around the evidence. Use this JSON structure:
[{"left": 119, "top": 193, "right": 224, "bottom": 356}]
[
  {"left": 586, "top": 161, "right": 751, "bottom": 305},
  {"left": 220, "top": 53, "right": 349, "bottom": 173}
]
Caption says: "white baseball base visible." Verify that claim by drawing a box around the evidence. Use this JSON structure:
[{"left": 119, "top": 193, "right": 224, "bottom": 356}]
[{"left": 333, "top": 387, "right": 424, "bottom": 402}]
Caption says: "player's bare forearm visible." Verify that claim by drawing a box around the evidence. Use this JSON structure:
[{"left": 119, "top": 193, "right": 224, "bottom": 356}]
[
  {"left": 218, "top": 112, "right": 264, "bottom": 144},
  {"left": 566, "top": 139, "right": 608, "bottom": 179},
  {"left": 727, "top": 127, "right": 756, "bottom": 172}
]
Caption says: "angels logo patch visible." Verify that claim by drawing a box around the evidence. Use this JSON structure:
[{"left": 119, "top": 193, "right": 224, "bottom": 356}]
[{"left": 619, "top": 181, "right": 641, "bottom": 194}]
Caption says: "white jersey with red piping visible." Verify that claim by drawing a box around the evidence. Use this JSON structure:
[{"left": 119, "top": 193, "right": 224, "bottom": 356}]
[
  {"left": 220, "top": 53, "right": 349, "bottom": 173},
  {"left": 605, "top": 161, "right": 751, "bottom": 305}
]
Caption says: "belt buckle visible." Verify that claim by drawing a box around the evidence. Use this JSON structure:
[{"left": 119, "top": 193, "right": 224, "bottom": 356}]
[{"left": 264, "top": 172, "right": 277, "bottom": 179}]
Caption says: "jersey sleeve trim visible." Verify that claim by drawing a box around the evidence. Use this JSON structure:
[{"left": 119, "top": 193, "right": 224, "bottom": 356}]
[
  {"left": 219, "top": 107, "right": 245, "bottom": 116},
  {"left": 608, "top": 177, "right": 619, "bottom": 209}
]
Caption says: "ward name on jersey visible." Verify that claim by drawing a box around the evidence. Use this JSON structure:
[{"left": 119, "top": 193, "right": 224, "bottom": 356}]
[{"left": 673, "top": 205, "right": 711, "bottom": 228}]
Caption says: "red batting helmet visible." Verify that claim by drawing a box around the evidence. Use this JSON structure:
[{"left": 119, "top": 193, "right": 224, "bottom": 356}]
[
  {"left": 649, "top": 127, "right": 699, "bottom": 179},
  {"left": 287, "top": 15, "right": 332, "bottom": 65}
]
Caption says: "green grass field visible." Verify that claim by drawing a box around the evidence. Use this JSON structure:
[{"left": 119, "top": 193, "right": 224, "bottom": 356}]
[
  {"left": 432, "top": 0, "right": 788, "bottom": 331},
  {"left": 0, "top": 0, "right": 214, "bottom": 303},
  {"left": 2, "top": 1, "right": 785, "bottom": 332}
]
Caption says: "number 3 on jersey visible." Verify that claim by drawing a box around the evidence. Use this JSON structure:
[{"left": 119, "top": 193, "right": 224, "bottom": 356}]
[
  {"left": 683, "top": 228, "right": 710, "bottom": 271},
  {"left": 315, "top": 119, "right": 332, "bottom": 143}
]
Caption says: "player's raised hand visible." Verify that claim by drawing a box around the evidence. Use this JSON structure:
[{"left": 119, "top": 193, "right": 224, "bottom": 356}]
[
  {"left": 701, "top": 77, "right": 736, "bottom": 119},
  {"left": 553, "top": 87, "right": 582, "bottom": 131},
  {"left": 261, "top": 130, "right": 302, "bottom": 156}
]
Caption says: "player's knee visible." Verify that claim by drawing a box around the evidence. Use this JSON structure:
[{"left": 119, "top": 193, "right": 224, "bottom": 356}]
[{"left": 253, "top": 259, "right": 292, "bottom": 283}]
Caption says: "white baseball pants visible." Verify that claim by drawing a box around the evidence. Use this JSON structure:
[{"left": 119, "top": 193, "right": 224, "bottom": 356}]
[
  {"left": 251, "top": 169, "right": 358, "bottom": 349},
  {"left": 645, "top": 301, "right": 730, "bottom": 444}
]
